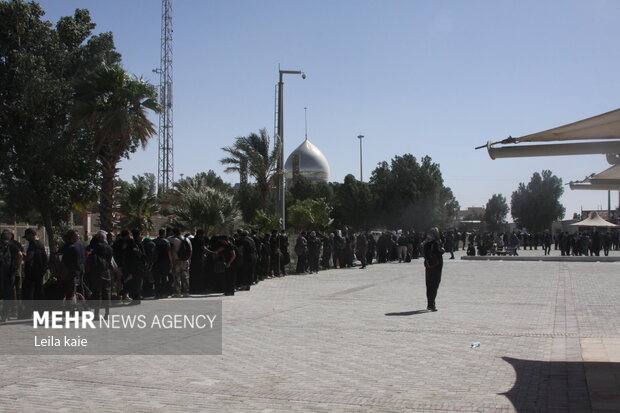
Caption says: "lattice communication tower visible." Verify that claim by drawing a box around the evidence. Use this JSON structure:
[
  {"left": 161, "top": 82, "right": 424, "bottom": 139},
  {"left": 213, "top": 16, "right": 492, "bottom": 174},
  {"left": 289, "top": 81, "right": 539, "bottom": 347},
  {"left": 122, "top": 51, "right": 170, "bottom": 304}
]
[{"left": 157, "top": 0, "right": 173, "bottom": 192}]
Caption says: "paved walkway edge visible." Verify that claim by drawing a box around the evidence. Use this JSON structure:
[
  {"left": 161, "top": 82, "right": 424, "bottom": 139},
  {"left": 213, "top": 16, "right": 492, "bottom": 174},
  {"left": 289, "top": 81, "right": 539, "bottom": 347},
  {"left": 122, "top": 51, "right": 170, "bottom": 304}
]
[{"left": 460, "top": 256, "right": 620, "bottom": 262}]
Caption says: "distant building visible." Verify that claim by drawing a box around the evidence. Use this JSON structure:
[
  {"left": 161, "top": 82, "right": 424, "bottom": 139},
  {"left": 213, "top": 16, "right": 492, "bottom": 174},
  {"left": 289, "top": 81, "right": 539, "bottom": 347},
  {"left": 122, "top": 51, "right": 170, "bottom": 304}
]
[
  {"left": 457, "top": 207, "right": 485, "bottom": 221},
  {"left": 284, "top": 139, "right": 330, "bottom": 183}
]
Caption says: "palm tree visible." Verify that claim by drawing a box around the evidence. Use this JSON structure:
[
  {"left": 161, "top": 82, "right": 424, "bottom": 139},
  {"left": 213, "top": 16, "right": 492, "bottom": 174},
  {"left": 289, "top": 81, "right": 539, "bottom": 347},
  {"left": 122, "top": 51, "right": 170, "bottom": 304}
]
[
  {"left": 220, "top": 128, "right": 280, "bottom": 212},
  {"left": 171, "top": 185, "right": 240, "bottom": 234},
  {"left": 118, "top": 173, "right": 159, "bottom": 233},
  {"left": 72, "top": 64, "right": 159, "bottom": 232}
]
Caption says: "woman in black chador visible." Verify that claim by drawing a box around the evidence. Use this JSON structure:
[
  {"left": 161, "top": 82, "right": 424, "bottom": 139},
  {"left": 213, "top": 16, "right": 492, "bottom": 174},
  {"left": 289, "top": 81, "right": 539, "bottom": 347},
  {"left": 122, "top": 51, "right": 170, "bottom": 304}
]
[{"left": 423, "top": 227, "right": 444, "bottom": 312}]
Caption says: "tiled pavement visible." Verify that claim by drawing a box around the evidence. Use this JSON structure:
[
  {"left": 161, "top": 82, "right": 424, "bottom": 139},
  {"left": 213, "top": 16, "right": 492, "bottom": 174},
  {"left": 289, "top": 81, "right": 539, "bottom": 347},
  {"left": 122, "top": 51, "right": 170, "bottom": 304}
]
[{"left": 1, "top": 249, "right": 619, "bottom": 412}]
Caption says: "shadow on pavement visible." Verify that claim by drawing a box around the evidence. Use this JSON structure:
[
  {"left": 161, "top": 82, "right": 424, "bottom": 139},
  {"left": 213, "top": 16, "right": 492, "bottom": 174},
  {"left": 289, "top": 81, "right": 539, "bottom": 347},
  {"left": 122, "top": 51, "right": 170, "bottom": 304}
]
[
  {"left": 501, "top": 356, "right": 620, "bottom": 412},
  {"left": 384, "top": 310, "right": 429, "bottom": 316}
]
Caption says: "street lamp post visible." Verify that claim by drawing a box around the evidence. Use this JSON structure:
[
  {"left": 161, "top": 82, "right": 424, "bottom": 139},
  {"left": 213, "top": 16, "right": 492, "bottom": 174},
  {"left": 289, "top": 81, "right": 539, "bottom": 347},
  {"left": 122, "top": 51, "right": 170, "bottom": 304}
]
[
  {"left": 357, "top": 135, "right": 364, "bottom": 181},
  {"left": 275, "top": 69, "right": 306, "bottom": 230}
]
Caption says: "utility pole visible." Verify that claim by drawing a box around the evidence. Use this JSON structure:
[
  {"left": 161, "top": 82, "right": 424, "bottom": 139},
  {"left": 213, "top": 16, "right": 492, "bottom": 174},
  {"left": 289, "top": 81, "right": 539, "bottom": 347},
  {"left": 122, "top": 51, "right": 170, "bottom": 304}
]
[{"left": 358, "top": 135, "right": 364, "bottom": 181}]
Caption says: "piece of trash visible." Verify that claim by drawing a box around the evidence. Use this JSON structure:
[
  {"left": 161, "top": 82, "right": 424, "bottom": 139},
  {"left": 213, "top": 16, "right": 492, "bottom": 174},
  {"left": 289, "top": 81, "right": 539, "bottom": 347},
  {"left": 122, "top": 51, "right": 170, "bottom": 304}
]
[{"left": 470, "top": 342, "right": 481, "bottom": 348}]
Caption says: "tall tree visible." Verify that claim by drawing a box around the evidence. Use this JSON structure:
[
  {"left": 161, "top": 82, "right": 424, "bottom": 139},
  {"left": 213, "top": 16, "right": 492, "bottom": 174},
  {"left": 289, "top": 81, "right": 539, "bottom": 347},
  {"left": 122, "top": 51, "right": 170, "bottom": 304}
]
[
  {"left": 484, "top": 194, "right": 509, "bottom": 232},
  {"left": 369, "top": 154, "right": 459, "bottom": 230},
  {"left": 73, "top": 64, "right": 159, "bottom": 232},
  {"left": 331, "top": 174, "right": 374, "bottom": 230},
  {"left": 0, "top": 1, "right": 118, "bottom": 250},
  {"left": 220, "top": 129, "right": 280, "bottom": 212},
  {"left": 511, "top": 170, "right": 565, "bottom": 232}
]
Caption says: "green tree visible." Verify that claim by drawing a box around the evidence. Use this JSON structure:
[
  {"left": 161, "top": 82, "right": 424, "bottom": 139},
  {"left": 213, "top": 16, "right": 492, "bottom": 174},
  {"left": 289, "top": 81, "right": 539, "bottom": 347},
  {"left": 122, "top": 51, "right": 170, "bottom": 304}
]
[
  {"left": 250, "top": 211, "right": 281, "bottom": 234},
  {"left": 237, "top": 185, "right": 263, "bottom": 223},
  {"left": 118, "top": 173, "right": 158, "bottom": 233},
  {"left": 0, "top": 1, "right": 118, "bottom": 250},
  {"left": 369, "top": 154, "right": 459, "bottom": 229},
  {"left": 287, "top": 199, "right": 332, "bottom": 231},
  {"left": 510, "top": 170, "right": 565, "bottom": 232},
  {"left": 483, "top": 194, "right": 509, "bottom": 232},
  {"left": 73, "top": 64, "right": 159, "bottom": 232},
  {"left": 331, "top": 174, "right": 374, "bottom": 230},
  {"left": 174, "top": 171, "right": 233, "bottom": 195},
  {"left": 288, "top": 175, "right": 334, "bottom": 206},
  {"left": 171, "top": 186, "right": 239, "bottom": 234},
  {"left": 220, "top": 129, "right": 280, "bottom": 213},
  {"left": 167, "top": 174, "right": 239, "bottom": 233}
]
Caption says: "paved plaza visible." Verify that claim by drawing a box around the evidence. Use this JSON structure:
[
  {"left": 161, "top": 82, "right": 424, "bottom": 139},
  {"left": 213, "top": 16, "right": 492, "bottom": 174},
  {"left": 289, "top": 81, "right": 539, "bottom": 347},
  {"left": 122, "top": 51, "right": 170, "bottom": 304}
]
[{"left": 1, "top": 249, "right": 620, "bottom": 412}]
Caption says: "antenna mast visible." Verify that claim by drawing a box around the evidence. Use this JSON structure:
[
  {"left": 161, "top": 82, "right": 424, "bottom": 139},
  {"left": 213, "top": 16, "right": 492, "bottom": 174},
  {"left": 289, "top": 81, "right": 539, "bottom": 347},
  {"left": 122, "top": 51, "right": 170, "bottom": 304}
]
[
  {"left": 157, "top": 0, "right": 174, "bottom": 193},
  {"left": 304, "top": 107, "right": 308, "bottom": 141}
]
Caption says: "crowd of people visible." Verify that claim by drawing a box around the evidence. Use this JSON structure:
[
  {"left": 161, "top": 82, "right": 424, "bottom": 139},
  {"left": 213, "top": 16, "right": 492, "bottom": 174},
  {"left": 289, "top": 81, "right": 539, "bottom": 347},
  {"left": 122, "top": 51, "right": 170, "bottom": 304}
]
[
  {"left": 1, "top": 224, "right": 618, "bottom": 321},
  {"left": 460, "top": 230, "right": 620, "bottom": 257}
]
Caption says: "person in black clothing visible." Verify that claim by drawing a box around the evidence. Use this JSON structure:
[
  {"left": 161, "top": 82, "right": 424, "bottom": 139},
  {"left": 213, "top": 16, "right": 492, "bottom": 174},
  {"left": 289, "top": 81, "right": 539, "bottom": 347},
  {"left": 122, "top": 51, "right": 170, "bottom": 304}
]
[
  {"left": 87, "top": 230, "right": 113, "bottom": 319},
  {"left": 251, "top": 230, "right": 263, "bottom": 283},
  {"left": 270, "top": 230, "right": 282, "bottom": 277},
  {"left": 190, "top": 229, "right": 207, "bottom": 292},
  {"left": 220, "top": 236, "right": 237, "bottom": 296},
  {"left": 152, "top": 229, "right": 172, "bottom": 299},
  {"left": 60, "top": 230, "right": 81, "bottom": 301},
  {"left": 295, "top": 232, "right": 308, "bottom": 274},
  {"left": 333, "top": 230, "right": 345, "bottom": 268},
  {"left": 445, "top": 231, "right": 455, "bottom": 259},
  {"left": 321, "top": 233, "right": 333, "bottom": 269},
  {"left": 260, "top": 233, "right": 272, "bottom": 279},
  {"left": 397, "top": 232, "right": 409, "bottom": 263},
  {"left": 279, "top": 232, "right": 290, "bottom": 276},
  {"left": 423, "top": 227, "right": 444, "bottom": 312},
  {"left": 366, "top": 231, "right": 376, "bottom": 265},
  {"left": 591, "top": 230, "right": 602, "bottom": 257},
  {"left": 237, "top": 230, "right": 257, "bottom": 290},
  {"left": 307, "top": 231, "right": 321, "bottom": 273},
  {"left": 126, "top": 229, "right": 148, "bottom": 304},
  {"left": 1, "top": 229, "right": 22, "bottom": 322},
  {"left": 344, "top": 230, "right": 355, "bottom": 267},
  {"left": 356, "top": 231, "right": 368, "bottom": 269},
  {"left": 376, "top": 232, "right": 389, "bottom": 263},
  {"left": 113, "top": 230, "right": 138, "bottom": 303},
  {"left": 141, "top": 236, "right": 156, "bottom": 296},
  {"left": 22, "top": 228, "right": 47, "bottom": 302}
]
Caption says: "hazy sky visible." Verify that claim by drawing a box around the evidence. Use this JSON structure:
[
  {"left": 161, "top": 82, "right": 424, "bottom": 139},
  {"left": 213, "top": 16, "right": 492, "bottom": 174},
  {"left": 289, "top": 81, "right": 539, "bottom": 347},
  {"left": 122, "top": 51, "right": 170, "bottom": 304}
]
[{"left": 38, "top": 0, "right": 620, "bottom": 218}]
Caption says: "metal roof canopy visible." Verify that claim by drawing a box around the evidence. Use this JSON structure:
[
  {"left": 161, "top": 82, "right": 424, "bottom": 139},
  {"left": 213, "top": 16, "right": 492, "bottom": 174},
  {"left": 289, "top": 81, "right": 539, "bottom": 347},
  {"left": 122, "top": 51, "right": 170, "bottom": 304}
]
[
  {"left": 478, "top": 108, "right": 620, "bottom": 159},
  {"left": 569, "top": 164, "right": 620, "bottom": 190}
]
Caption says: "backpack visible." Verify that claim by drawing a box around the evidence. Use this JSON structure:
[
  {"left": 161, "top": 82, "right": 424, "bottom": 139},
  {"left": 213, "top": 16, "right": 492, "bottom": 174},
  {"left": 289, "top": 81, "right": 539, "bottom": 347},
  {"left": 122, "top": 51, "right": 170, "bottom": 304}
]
[{"left": 176, "top": 237, "right": 191, "bottom": 261}]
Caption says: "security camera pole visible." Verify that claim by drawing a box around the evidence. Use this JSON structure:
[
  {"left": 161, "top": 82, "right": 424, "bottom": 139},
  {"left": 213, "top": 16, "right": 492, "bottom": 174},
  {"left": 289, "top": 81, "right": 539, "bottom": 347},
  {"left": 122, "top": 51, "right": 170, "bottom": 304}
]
[{"left": 276, "top": 69, "right": 306, "bottom": 230}]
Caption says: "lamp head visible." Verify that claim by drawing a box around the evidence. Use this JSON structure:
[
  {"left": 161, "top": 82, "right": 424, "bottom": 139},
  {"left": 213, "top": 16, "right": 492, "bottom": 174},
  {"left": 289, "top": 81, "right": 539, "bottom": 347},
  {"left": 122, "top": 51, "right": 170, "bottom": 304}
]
[{"left": 301, "top": 72, "right": 307, "bottom": 79}]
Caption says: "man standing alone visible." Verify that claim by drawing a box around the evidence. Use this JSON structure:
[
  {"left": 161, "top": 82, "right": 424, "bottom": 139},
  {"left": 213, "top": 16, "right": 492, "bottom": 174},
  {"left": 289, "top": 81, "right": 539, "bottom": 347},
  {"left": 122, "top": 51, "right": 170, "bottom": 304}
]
[{"left": 423, "top": 227, "right": 444, "bottom": 312}]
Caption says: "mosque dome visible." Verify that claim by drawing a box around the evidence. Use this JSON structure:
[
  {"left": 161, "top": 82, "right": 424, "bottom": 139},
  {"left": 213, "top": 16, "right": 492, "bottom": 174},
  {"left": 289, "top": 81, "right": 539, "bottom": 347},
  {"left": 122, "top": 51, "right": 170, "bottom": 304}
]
[{"left": 284, "top": 139, "right": 330, "bottom": 183}]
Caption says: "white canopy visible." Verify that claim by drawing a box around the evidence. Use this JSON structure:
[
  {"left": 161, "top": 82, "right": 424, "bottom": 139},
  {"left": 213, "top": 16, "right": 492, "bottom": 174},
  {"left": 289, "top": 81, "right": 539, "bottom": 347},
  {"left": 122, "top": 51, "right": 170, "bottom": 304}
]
[
  {"left": 569, "top": 164, "right": 620, "bottom": 190},
  {"left": 489, "top": 108, "right": 620, "bottom": 146},
  {"left": 589, "top": 164, "right": 620, "bottom": 185},
  {"left": 570, "top": 211, "right": 618, "bottom": 228}
]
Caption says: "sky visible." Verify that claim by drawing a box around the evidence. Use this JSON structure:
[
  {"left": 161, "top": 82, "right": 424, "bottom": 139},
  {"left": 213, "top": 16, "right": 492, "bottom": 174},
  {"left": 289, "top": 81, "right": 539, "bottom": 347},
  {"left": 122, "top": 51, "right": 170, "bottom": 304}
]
[{"left": 38, "top": 0, "right": 620, "bottom": 219}]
